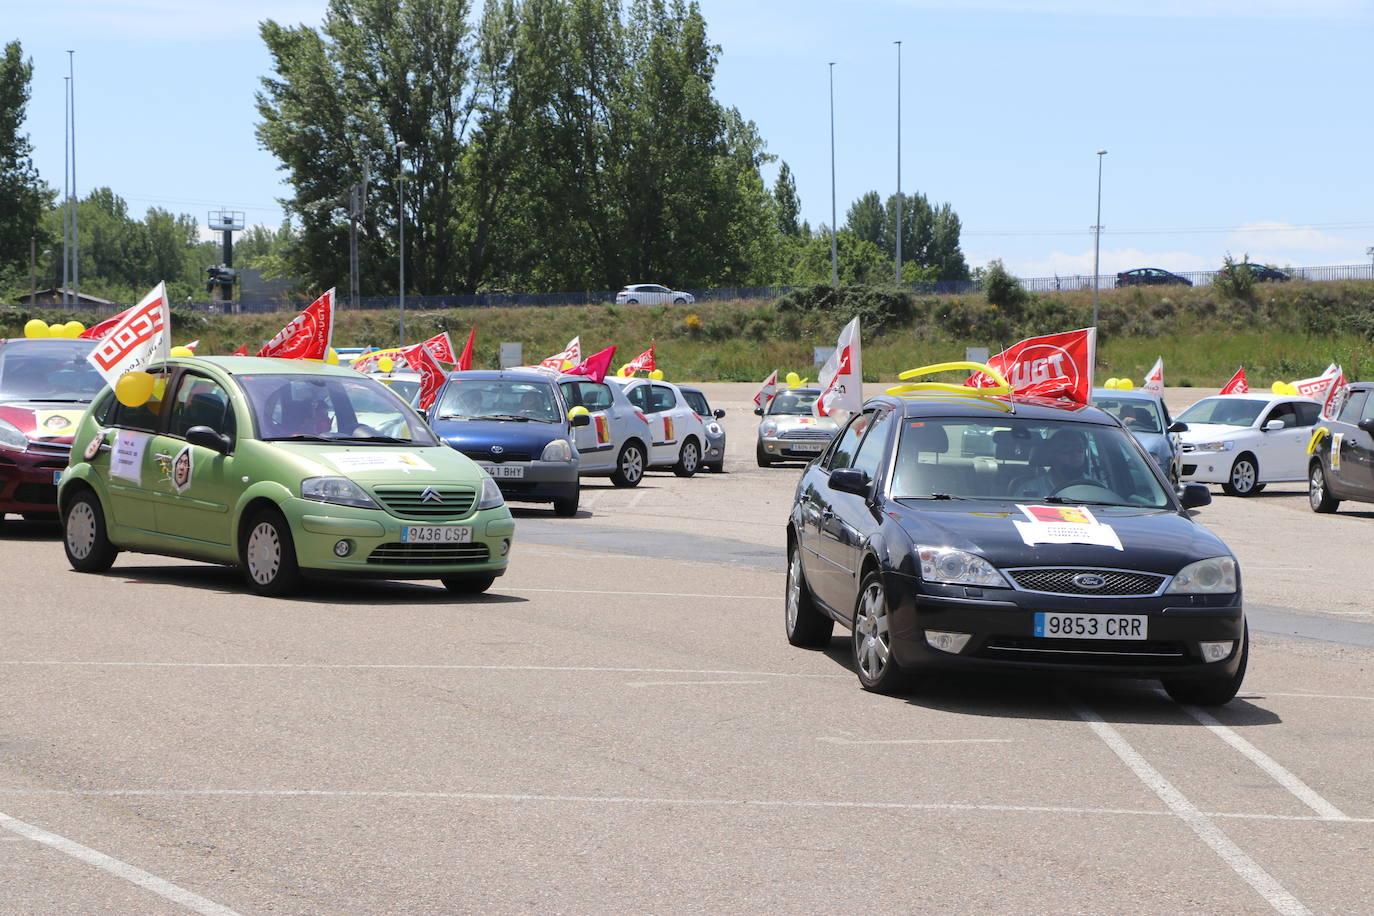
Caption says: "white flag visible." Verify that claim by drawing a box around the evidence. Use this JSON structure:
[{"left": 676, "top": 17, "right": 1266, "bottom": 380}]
[
  {"left": 754, "top": 369, "right": 778, "bottom": 408},
  {"left": 85, "top": 282, "right": 171, "bottom": 386},
  {"left": 538, "top": 336, "right": 581, "bottom": 372},
  {"left": 1143, "top": 357, "right": 1164, "bottom": 396},
  {"left": 1292, "top": 363, "right": 1340, "bottom": 401},
  {"left": 815, "top": 317, "right": 862, "bottom": 417}
]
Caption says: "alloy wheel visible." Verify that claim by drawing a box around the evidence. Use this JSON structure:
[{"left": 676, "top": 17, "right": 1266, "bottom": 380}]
[
  {"left": 855, "top": 581, "right": 891, "bottom": 682},
  {"left": 65, "top": 501, "right": 96, "bottom": 560}
]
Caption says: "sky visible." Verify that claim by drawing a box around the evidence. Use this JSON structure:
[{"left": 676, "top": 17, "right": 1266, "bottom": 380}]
[{"left": 10, "top": 0, "right": 1374, "bottom": 282}]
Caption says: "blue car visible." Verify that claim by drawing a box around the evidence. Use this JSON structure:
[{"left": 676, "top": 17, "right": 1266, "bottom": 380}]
[{"left": 426, "top": 370, "right": 588, "bottom": 517}]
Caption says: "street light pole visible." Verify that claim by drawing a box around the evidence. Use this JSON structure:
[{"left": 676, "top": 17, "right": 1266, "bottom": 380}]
[
  {"left": 395, "top": 141, "right": 408, "bottom": 346},
  {"left": 1092, "top": 149, "right": 1107, "bottom": 330},
  {"left": 829, "top": 62, "right": 838, "bottom": 287},
  {"left": 894, "top": 40, "right": 902, "bottom": 286}
]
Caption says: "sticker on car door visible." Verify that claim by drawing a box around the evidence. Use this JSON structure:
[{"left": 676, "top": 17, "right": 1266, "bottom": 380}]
[
  {"left": 110, "top": 431, "right": 151, "bottom": 484},
  {"left": 1332, "top": 433, "right": 1343, "bottom": 470}
]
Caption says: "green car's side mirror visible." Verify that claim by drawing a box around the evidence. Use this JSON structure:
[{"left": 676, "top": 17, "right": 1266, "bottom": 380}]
[{"left": 187, "top": 425, "right": 232, "bottom": 455}]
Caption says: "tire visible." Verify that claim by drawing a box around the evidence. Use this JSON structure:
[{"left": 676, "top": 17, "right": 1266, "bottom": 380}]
[
  {"left": 626, "top": 298, "right": 639, "bottom": 305},
  {"left": 785, "top": 541, "right": 833, "bottom": 648},
  {"left": 63, "top": 489, "right": 118, "bottom": 573},
  {"left": 241, "top": 508, "right": 303, "bottom": 596},
  {"left": 756, "top": 442, "right": 773, "bottom": 467},
  {"left": 673, "top": 297, "right": 687, "bottom": 304},
  {"left": 553, "top": 488, "right": 580, "bottom": 517},
  {"left": 1309, "top": 461, "right": 1340, "bottom": 513},
  {"left": 610, "top": 442, "right": 645, "bottom": 488},
  {"left": 1220, "top": 454, "right": 1261, "bottom": 497},
  {"left": 442, "top": 575, "right": 495, "bottom": 595},
  {"left": 706, "top": 462, "right": 724, "bottom": 473},
  {"left": 673, "top": 438, "right": 700, "bottom": 478},
  {"left": 1163, "top": 625, "right": 1248, "bottom": 707},
  {"left": 852, "top": 569, "right": 911, "bottom": 694}
]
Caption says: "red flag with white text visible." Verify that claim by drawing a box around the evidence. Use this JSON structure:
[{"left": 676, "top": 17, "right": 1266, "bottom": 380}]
[
  {"left": 622, "top": 342, "right": 656, "bottom": 375},
  {"left": 539, "top": 336, "right": 581, "bottom": 371},
  {"left": 815, "top": 317, "right": 862, "bottom": 417},
  {"left": 1219, "top": 367, "right": 1248, "bottom": 395},
  {"left": 256, "top": 288, "right": 334, "bottom": 360},
  {"left": 79, "top": 308, "right": 132, "bottom": 340},
  {"left": 1143, "top": 357, "right": 1163, "bottom": 396},
  {"left": 568, "top": 345, "right": 616, "bottom": 384},
  {"left": 419, "top": 331, "right": 456, "bottom": 365},
  {"left": 968, "top": 327, "right": 1096, "bottom": 404}
]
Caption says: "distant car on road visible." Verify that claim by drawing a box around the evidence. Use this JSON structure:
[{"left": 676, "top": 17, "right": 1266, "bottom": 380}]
[
  {"left": 1115, "top": 268, "right": 1193, "bottom": 288},
  {"left": 614, "top": 284, "right": 695, "bottom": 306},
  {"left": 1217, "top": 262, "right": 1291, "bottom": 283}
]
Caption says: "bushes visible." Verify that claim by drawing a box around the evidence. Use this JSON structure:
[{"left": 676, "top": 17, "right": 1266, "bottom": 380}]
[{"left": 775, "top": 284, "right": 915, "bottom": 334}]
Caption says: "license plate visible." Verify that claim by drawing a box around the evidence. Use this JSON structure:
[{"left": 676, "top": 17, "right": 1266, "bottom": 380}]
[
  {"left": 480, "top": 464, "right": 526, "bottom": 479},
  {"left": 400, "top": 525, "right": 472, "bottom": 544},
  {"left": 53, "top": 470, "right": 64, "bottom": 484},
  {"left": 1034, "top": 612, "right": 1147, "bottom": 640},
  {"left": 789, "top": 442, "right": 826, "bottom": 453}
]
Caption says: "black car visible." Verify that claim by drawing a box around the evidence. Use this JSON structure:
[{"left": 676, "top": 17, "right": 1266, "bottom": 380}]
[
  {"left": 1218, "top": 262, "right": 1290, "bottom": 283},
  {"left": 1308, "top": 381, "right": 1374, "bottom": 513},
  {"left": 785, "top": 392, "right": 1247, "bottom": 705},
  {"left": 1115, "top": 267, "right": 1193, "bottom": 288}
]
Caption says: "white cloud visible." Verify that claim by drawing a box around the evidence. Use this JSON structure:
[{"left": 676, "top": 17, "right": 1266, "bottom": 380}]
[{"left": 1222, "top": 222, "right": 1369, "bottom": 265}]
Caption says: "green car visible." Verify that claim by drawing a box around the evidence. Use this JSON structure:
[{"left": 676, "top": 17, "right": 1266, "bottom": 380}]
[{"left": 58, "top": 357, "right": 514, "bottom": 596}]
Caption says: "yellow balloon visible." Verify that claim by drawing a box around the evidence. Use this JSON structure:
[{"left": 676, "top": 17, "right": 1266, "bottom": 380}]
[
  {"left": 115, "top": 372, "right": 155, "bottom": 407},
  {"left": 618, "top": 365, "right": 632, "bottom": 377},
  {"left": 170, "top": 346, "right": 195, "bottom": 358},
  {"left": 48, "top": 323, "right": 67, "bottom": 337},
  {"left": 1271, "top": 381, "right": 1286, "bottom": 393},
  {"left": 1118, "top": 378, "right": 1134, "bottom": 390},
  {"left": 152, "top": 377, "right": 167, "bottom": 401},
  {"left": 568, "top": 406, "right": 590, "bottom": 419},
  {"left": 649, "top": 368, "right": 664, "bottom": 381},
  {"left": 785, "top": 371, "right": 801, "bottom": 387},
  {"left": 1284, "top": 382, "right": 1299, "bottom": 396},
  {"left": 377, "top": 356, "right": 394, "bottom": 373},
  {"left": 1104, "top": 378, "right": 1119, "bottom": 389},
  {"left": 327, "top": 348, "right": 340, "bottom": 365},
  {"left": 63, "top": 320, "right": 85, "bottom": 338},
  {"left": 24, "top": 319, "right": 49, "bottom": 338}
]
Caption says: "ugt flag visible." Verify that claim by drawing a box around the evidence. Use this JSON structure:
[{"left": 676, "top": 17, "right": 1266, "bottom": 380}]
[
  {"left": 622, "top": 342, "right": 656, "bottom": 375},
  {"left": 401, "top": 340, "right": 447, "bottom": 411},
  {"left": 85, "top": 282, "right": 171, "bottom": 385},
  {"left": 257, "top": 288, "right": 335, "bottom": 360},
  {"left": 1143, "top": 357, "right": 1164, "bottom": 396},
  {"left": 1219, "top": 367, "right": 1249, "bottom": 395},
  {"left": 754, "top": 369, "right": 778, "bottom": 408},
  {"left": 815, "top": 317, "right": 862, "bottom": 417},
  {"left": 969, "top": 327, "right": 1096, "bottom": 404},
  {"left": 418, "top": 331, "right": 456, "bottom": 365}
]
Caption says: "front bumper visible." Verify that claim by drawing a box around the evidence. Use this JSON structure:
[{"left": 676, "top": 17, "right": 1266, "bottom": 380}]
[
  {"left": 1179, "top": 449, "right": 1230, "bottom": 484},
  {"left": 704, "top": 435, "right": 725, "bottom": 466},
  {"left": 0, "top": 445, "right": 71, "bottom": 514},
  {"left": 281, "top": 497, "right": 515, "bottom": 579},
  {"left": 883, "top": 571, "right": 1245, "bottom": 681},
  {"left": 759, "top": 434, "right": 832, "bottom": 461},
  {"left": 474, "top": 459, "right": 579, "bottom": 504}
]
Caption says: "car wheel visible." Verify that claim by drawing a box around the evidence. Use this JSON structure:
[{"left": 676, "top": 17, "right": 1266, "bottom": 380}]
[
  {"left": 610, "top": 442, "right": 645, "bottom": 488},
  {"left": 626, "top": 298, "right": 639, "bottom": 305},
  {"left": 1163, "top": 625, "right": 1248, "bottom": 707},
  {"left": 1220, "top": 454, "right": 1260, "bottom": 497},
  {"left": 241, "top": 508, "right": 303, "bottom": 596},
  {"left": 756, "top": 442, "right": 773, "bottom": 467},
  {"left": 852, "top": 569, "right": 911, "bottom": 694},
  {"left": 553, "top": 489, "right": 580, "bottom": 517},
  {"left": 1309, "top": 462, "right": 1340, "bottom": 513},
  {"left": 673, "top": 297, "right": 686, "bottom": 304},
  {"left": 673, "top": 438, "right": 700, "bottom": 478},
  {"left": 63, "top": 489, "right": 118, "bottom": 573},
  {"left": 785, "top": 542, "right": 833, "bottom": 648},
  {"left": 442, "top": 575, "right": 495, "bottom": 594}
]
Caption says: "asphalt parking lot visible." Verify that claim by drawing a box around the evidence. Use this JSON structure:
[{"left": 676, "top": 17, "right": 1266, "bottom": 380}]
[{"left": 2, "top": 383, "right": 1371, "bottom": 914}]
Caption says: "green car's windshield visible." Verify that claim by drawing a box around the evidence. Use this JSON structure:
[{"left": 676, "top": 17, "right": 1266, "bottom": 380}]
[
  {"left": 1177, "top": 397, "right": 1265, "bottom": 428},
  {"left": 237, "top": 374, "right": 438, "bottom": 444},
  {"left": 0, "top": 339, "right": 106, "bottom": 402},
  {"left": 890, "top": 417, "right": 1171, "bottom": 508},
  {"left": 1092, "top": 396, "right": 1163, "bottom": 434},
  {"left": 768, "top": 389, "right": 820, "bottom": 416},
  {"left": 434, "top": 379, "right": 561, "bottom": 423}
]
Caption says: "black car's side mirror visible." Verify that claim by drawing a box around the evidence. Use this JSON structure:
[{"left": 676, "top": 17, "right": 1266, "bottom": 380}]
[
  {"left": 187, "top": 425, "right": 232, "bottom": 455},
  {"left": 1359, "top": 418, "right": 1374, "bottom": 434},
  {"left": 714, "top": 408, "right": 726, "bottom": 420},
  {"left": 1178, "top": 483, "right": 1211, "bottom": 510},
  {"left": 753, "top": 407, "right": 763, "bottom": 416},
  {"left": 828, "top": 467, "right": 870, "bottom": 496},
  {"left": 569, "top": 412, "right": 591, "bottom": 428},
  {"left": 1167, "top": 420, "right": 1188, "bottom": 434}
]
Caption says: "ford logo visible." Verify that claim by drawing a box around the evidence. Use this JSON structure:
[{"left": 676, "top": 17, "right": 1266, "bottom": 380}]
[
  {"left": 1073, "top": 573, "right": 1107, "bottom": 590},
  {"left": 490, "top": 445, "right": 504, "bottom": 455}
]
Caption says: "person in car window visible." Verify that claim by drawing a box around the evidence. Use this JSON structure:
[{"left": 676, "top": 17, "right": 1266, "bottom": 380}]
[{"left": 1012, "top": 428, "right": 1097, "bottom": 497}]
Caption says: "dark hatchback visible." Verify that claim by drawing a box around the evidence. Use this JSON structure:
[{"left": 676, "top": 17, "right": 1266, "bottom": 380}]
[
  {"left": 1308, "top": 381, "right": 1374, "bottom": 513},
  {"left": 1115, "top": 267, "right": 1193, "bottom": 288},
  {"left": 786, "top": 392, "right": 1247, "bottom": 705}
]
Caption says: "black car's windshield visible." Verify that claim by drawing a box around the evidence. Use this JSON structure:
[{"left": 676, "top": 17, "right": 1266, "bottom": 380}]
[
  {"left": 0, "top": 339, "right": 105, "bottom": 402},
  {"left": 1092, "top": 396, "right": 1162, "bottom": 434},
  {"left": 890, "top": 417, "right": 1171, "bottom": 508},
  {"left": 769, "top": 389, "right": 820, "bottom": 416},
  {"left": 434, "top": 379, "right": 561, "bottom": 423},
  {"left": 1177, "top": 397, "right": 1265, "bottom": 428},
  {"left": 237, "top": 374, "right": 437, "bottom": 444}
]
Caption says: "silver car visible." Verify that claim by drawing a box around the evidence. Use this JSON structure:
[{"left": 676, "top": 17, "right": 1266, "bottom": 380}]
[
  {"left": 557, "top": 373, "right": 654, "bottom": 487},
  {"left": 679, "top": 385, "right": 727, "bottom": 472},
  {"left": 754, "top": 387, "right": 840, "bottom": 466},
  {"left": 1090, "top": 388, "right": 1181, "bottom": 484}
]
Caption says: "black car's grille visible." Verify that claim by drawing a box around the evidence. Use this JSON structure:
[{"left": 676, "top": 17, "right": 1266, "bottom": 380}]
[
  {"left": 371, "top": 485, "right": 477, "bottom": 519},
  {"left": 978, "top": 637, "right": 1190, "bottom": 667},
  {"left": 367, "top": 542, "right": 491, "bottom": 565},
  {"left": 1006, "top": 568, "right": 1167, "bottom": 597},
  {"left": 460, "top": 449, "right": 534, "bottom": 463}
]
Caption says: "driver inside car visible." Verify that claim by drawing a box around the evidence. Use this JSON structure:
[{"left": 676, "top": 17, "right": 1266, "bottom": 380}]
[{"left": 1011, "top": 428, "right": 1100, "bottom": 497}]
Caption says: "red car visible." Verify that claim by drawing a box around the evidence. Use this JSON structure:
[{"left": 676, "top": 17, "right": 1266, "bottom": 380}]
[{"left": 0, "top": 337, "right": 106, "bottom": 523}]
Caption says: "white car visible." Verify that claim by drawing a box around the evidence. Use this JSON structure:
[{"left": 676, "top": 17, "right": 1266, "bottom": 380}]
[
  {"left": 607, "top": 377, "right": 708, "bottom": 476},
  {"left": 556, "top": 373, "right": 655, "bottom": 487},
  {"left": 614, "top": 284, "right": 695, "bottom": 306},
  {"left": 1175, "top": 393, "right": 1321, "bottom": 496}
]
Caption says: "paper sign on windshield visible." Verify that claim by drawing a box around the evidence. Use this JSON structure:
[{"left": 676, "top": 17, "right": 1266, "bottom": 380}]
[
  {"left": 324, "top": 452, "right": 436, "bottom": 474},
  {"left": 1014, "top": 504, "right": 1122, "bottom": 550}
]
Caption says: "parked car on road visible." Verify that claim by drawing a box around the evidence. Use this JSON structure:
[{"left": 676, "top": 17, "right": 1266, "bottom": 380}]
[
  {"left": 755, "top": 387, "right": 840, "bottom": 466},
  {"left": 0, "top": 337, "right": 106, "bottom": 524},
  {"left": 614, "top": 284, "right": 695, "bottom": 305},
  {"left": 1218, "top": 262, "right": 1291, "bottom": 283},
  {"left": 608, "top": 376, "right": 708, "bottom": 476},
  {"left": 557, "top": 372, "right": 654, "bottom": 487},
  {"left": 678, "top": 385, "right": 727, "bottom": 472},
  {"left": 1090, "top": 388, "right": 1182, "bottom": 484},
  {"left": 1115, "top": 268, "right": 1193, "bottom": 288},
  {"left": 59, "top": 357, "right": 514, "bottom": 595},
  {"left": 1308, "top": 381, "right": 1374, "bottom": 513},
  {"left": 1175, "top": 393, "right": 1321, "bottom": 496}
]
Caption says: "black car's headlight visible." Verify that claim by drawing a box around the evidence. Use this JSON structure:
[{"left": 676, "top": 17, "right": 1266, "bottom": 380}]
[
  {"left": 915, "top": 545, "right": 1008, "bottom": 588},
  {"left": 300, "top": 476, "right": 380, "bottom": 510},
  {"left": 0, "top": 419, "right": 28, "bottom": 452},
  {"left": 1165, "top": 557, "right": 1237, "bottom": 594},
  {"left": 476, "top": 476, "right": 504, "bottom": 510}
]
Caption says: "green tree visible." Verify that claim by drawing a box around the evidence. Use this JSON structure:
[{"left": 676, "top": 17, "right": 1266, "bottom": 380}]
[
  {"left": 0, "top": 41, "right": 53, "bottom": 282},
  {"left": 772, "top": 161, "right": 801, "bottom": 237},
  {"left": 845, "top": 191, "right": 885, "bottom": 249}
]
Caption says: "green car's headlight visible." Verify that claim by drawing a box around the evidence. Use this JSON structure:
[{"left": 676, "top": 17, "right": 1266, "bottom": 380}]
[
  {"left": 476, "top": 476, "right": 504, "bottom": 510},
  {"left": 0, "top": 419, "right": 27, "bottom": 452},
  {"left": 301, "top": 476, "right": 379, "bottom": 510},
  {"left": 1165, "top": 557, "right": 1237, "bottom": 594}
]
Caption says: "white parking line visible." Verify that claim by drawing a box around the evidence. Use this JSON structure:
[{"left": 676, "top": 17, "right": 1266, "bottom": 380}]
[
  {"left": 818, "top": 737, "right": 1014, "bottom": 746},
  {"left": 1182, "top": 705, "right": 1349, "bottom": 821},
  {"left": 626, "top": 680, "right": 770, "bottom": 687},
  {"left": 0, "top": 810, "right": 240, "bottom": 915},
  {"left": 1255, "top": 691, "right": 1374, "bottom": 702},
  {"left": 1071, "top": 702, "right": 1311, "bottom": 916},
  {"left": 505, "top": 587, "right": 782, "bottom": 600},
  {"left": 0, "top": 661, "right": 846, "bottom": 678}
]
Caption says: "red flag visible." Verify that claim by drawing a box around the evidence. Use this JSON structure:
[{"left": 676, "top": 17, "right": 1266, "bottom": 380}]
[
  {"left": 623, "top": 341, "right": 656, "bottom": 375},
  {"left": 567, "top": 345, "right": 616, "bottom": 384},
  {"left": 256, "top": 288, "right": 335, "bottom": 360},
  {"left": 402, "top": 341, "right": 447, "bottom": 410},
  {"left": 417, "top": 331, "right": 456, "bottom": 364},
  {"left": 968, "top": 327, "right": 1096, "bottom": 405},
  {"left": 457, "top": 325, "right": 476, "bottom": 371},
  {"left": 231, "top": 345, "right": 248, "bottom": 357},
  {"left": 79, "top": 307, "right": 133, "bottom": 340},
  {"left": 1219, "top": 368, "right": 1248, "bottom": 395}
]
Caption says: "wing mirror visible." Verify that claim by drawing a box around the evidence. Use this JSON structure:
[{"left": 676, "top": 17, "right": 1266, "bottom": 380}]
[
  {"left": 569, "top": 412, "right": 591, "bottom": 428},
  {"left": 1178, "top": 483, "right": 1211, "bottom": 510},
  {"left": 186, "top": 425, "right": 231, "bottom": 455},
  {"left": 753, "top": 407, "right": 763, "bottom": 416},
  {"left": 828, "top": 467, "right": 870, "bottom": 496},
  {"left": 714, "top": 408, "right": 726, "bottom": 419},
  {"left": 1263, "top": 420, "right": 1285, "bottom": 432},
  {"left": 1167, "top": 420, "right": 1188, "bottom": 434},
  {"left": 1358, "top": 418, "right": 1374, "bottom": 434}
]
